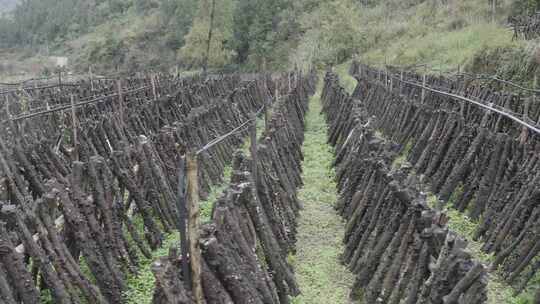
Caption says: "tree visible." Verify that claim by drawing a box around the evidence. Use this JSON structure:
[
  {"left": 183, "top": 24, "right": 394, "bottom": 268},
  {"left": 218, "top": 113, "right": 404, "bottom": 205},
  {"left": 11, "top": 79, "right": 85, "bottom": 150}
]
[
  {"left": 179, "top": 0, "right": 235, "bottom": 69},
  {"left": 231, "top": 0, "right": 288, "bottom": 67}
]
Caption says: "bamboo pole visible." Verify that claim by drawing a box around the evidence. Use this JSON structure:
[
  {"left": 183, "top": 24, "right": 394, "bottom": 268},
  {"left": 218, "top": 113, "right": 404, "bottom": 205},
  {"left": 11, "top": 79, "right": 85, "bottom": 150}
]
[{"left": 186, "top": 152, "right": 204, "bottom": 304}]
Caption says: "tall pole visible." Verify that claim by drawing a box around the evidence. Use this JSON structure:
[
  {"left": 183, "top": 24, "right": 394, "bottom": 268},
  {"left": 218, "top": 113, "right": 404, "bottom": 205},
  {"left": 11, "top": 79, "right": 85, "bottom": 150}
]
[
  {"left": 186, "top": 152, "right": 203, "bottom": 304},
  {"left": 176, "top": 155, "right": 191, "bottom": 290},
  {"left": 70, "top": 94, "right": 79, "bottom": 161},
  {"left": 89, "top": 66, "right": 94, "bottom": 91},
  {"left": 250, "top": 113, "right": 258, "bottom": 186},
  {"left": 117, "top": 79, "right": 124, "bottom": 126},
  {"left": 202, "top": 0, "right": 216, "bottom": 76},
  {"left": 151, "top": 74, "right": 157, "bottom": 101}
]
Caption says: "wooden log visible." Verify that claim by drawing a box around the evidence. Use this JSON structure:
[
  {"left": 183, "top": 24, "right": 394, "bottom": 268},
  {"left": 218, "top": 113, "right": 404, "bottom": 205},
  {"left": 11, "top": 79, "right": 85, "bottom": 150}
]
[
  {"left": 442, "top": 263, "right": 484, "bottom": 304},
  {"left": 70, "top": 94, "right": 79, "bottom": 161},
  {"left": 176, "top": 155, "right": 192, "bottom": 290},
  {"left": 0, "top": 222, "right": 40, "bottom": 303},
  {"left": 250, "top": 113, "right": 258, "bottom": 187},
  {"left": 0, "top": 263, "right": 17, "bottom": 304},
  {"left": 186, "top": 152, "right": 204, "bottom": 304}
]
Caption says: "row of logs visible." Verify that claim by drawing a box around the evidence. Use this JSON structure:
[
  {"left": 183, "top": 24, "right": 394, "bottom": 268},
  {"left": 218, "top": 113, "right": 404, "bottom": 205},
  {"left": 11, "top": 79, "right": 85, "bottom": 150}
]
[
  {"left": 510, "top": 12, "right": 540, "bottom": 40},
  {"left": 349, "top": 62, "right": 540, "bottom": 296},
  {"left": 321, "top": 72, "right": 489, "bottom": 304},
  {"left": 151, "top": 72, "right": 317, "bottom": 304},
  {"left": 350, "top": 60, "right": 540, "bottom": 134},
  {"left": 0, "top": 72, "right": 201, "bottom": 121},
  {"left": 0, "top": 74, "right": 279, "bottom": 303}
]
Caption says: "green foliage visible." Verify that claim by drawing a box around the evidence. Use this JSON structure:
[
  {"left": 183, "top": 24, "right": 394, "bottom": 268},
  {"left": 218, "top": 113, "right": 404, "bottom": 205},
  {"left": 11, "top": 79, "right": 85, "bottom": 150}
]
[
  {"left": 199, "top": 166, "right": 232, "bottom": 221},
  {"left": 510, "top": 0, "right": 540, "bottom": 16},
  {"left": 230, "top": 0, "right": 289, "bottom": 68},
  {"left": 178, "top": 0, "right": 236, "bottom": 69},
  {"left": 335, "top": 61, "right": 358, "bottom": 94},
  {"left": 391, "top": 140, "right": 413, "bottom": 169},
  {"left": 123, "top": 231, "right": 181, "bottom": 304},
  {"left": 291, "top": 0, "right": 364, "bottom": 70},
  {"left": 0, "top": 0, "right": 198, "bottom": 74}
]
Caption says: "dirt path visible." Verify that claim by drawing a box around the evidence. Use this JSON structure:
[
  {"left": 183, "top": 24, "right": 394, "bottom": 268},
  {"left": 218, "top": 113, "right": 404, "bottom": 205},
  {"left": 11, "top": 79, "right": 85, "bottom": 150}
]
[{"left": 291, "top": 80, "right": 355, "bottom": 304}]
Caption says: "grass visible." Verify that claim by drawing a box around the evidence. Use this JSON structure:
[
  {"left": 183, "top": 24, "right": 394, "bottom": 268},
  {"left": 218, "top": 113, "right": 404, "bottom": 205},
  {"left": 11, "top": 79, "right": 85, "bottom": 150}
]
[
  {"left": 290, "top": 78, "right": 355, "bottom": 303},
  {"left": 123, "top": 231, "right": 180, "bottom": 304},
  {"left": 200, "top": 166, "right": 232, "bottom": 221},
  {"left": 357, "top": 0, "right": 525, "bottom": 73},
  {"left": 363, "top": 22, "right": 519, "bottom": 73},
  {"left": 391, "top": 140, "right": 413, "bottom": 169}
]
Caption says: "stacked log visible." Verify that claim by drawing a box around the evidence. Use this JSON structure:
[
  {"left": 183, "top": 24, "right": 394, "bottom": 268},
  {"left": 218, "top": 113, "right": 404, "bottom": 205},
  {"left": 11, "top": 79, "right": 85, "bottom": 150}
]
[
  {"left": 321, "top": 72, "right": 488, "bottom": 304},
  {"left": 0, "top": 73, "right": 282, "bottom": 303},
  {"left": 151, "top": 72, "right": 316, "bottom": 304},
  {"left": 349, "top": 62, "right": 540, "bottom": 294},
  {"left": 511, "top": 12, "right": 540, "bottom": 40}
]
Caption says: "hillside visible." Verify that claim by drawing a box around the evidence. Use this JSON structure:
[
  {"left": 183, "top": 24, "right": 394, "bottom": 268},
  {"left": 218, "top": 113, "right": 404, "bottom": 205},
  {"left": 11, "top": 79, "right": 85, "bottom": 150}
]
[
  {"left": 354, "top": 0, "right": 539, "bottom": 84},
  {"left": 0, "top": 0, "right": 539, "bottom": 83}
]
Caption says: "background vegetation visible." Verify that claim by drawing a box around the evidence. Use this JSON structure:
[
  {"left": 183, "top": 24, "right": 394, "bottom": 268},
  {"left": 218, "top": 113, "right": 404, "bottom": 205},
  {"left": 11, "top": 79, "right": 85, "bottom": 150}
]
[{"left": 0, "top": 0, "right": 540, "bottom": 82}]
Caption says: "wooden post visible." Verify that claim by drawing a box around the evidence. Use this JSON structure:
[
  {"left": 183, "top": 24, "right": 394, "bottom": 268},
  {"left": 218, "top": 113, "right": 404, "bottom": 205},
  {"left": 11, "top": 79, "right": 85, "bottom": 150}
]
[
  {"left": 400, "top": 71, "right": 404, "bottom": 95},
  {"left": 176, "top": 155, "right": 191, "bottom": 290},
  {"left": 264, "top": 101, "right": 270, "bottom": 132},
  {"left": 186, "top": 152, "right": 203, "bottom": 304},
  {"left": 4, "top": 95, "right": 10, "bottom": 119},
  {"left": 117, "top": 79, "right": 124, "bottom": 125},
  {"left": 250, "top": 113, "right": 258, "bottom": 185},
  {"left": 89, "top": 66, "right": 94, "bottom": 91},
  {"left": 288, "top": 73, "right": 291, "bottom": 92},
  {"left": 70, "top": 94, "right": 79, "bottom": 161},
  {"left": 421, "top": 73, "right": 427, "bottom": 103},
  {"left": 533, "top": 73, "right": 540, "bottom": 124},
  {"left": 151, "top": 74, "right": 157, "bottom": 101}
]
